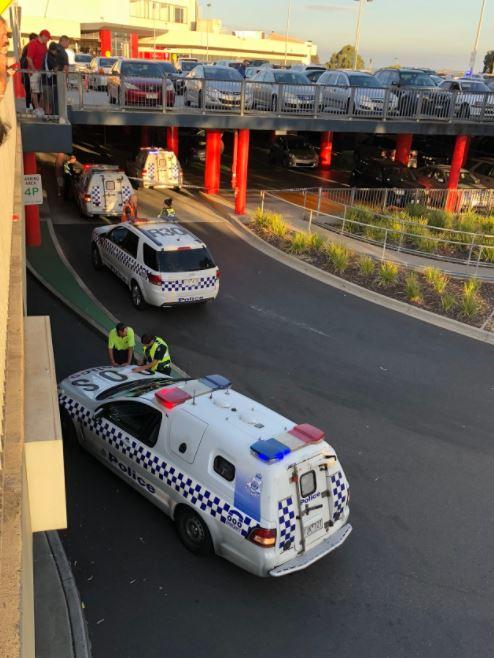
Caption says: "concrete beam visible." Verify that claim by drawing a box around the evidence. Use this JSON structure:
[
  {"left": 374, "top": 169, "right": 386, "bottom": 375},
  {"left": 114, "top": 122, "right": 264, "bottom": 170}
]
[{"left": 20, "top": 122, "right": 73, "bottom": 154}]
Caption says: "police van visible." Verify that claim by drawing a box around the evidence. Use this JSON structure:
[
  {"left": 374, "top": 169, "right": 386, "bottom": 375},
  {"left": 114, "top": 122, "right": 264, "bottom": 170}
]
[
  {"left": 58, "top": 367, "right": 352, "bottom": 577},
  {"left": 127, "top": 147, "right": 183, "bottom": 190},
  {"left": 91, "top": 217, "right": 220, "bottom": 308},
  {"left": 75, "top": 164, "right": 134, "bottom": 218}
]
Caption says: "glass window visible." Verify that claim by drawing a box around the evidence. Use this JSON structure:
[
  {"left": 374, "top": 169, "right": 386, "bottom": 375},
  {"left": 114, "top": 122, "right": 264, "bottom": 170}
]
[
  {"left": 399, "top": 71, "right": 435, "bottom": 87},
  {"left": 203, "top": 67, "right": 243, "bottom": 81},
  {"left": 123, "top": 231, "right": 139, "bottom": 258},
  {"left": 100, "top": 57, "right": 118, "bottom": 68},
  {"left": 174, "top": 6, "right": 185, "bottom": 22},
  {"left": 109, "top": 226, "right": 129, "bottom": 245},
  {"left": 461, "top": 80, "right": 489, "bottom": 92},
  {"left": 143, "top": 243, "right": 158, "bottom": 269},
  {"left": 213, "top": 455, "right": 235, "bottom": 482},
  {"left": 122, "top": 61, "right": 175, "bottom": 76},
  {"left": 102, "top": 401, "right": 162, "bottom": 447},
  {"left": 348, "top": 74, "right": 380, "bottom": 88},
  {"left": 300, "top": 470, "right": 316, "bottom": 498},
  {"left": 273, "top": 71, "right": 309, "bottom": 84},
  {"left": 156, "top": 247, "right": 216, "bottom": 273}
]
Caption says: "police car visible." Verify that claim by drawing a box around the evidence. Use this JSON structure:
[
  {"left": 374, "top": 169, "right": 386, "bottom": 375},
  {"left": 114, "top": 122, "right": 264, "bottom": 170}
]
[
  {"left": 58, "top": 366, "right": 352, "bottom": 577},
  {"left": 127, "top": 147, "right": 183, "bottom": 190},
  {"left": 75, "top": 165, "right": 134, "bottom": 219},
  {"left": 91, "top": 217, "right": 220, "bottom": 308}
]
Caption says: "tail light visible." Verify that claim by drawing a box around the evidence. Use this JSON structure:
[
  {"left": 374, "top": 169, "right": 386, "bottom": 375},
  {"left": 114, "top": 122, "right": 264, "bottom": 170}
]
[
  {"left": 216, "top": 269, "right": 221, "bottom": 279},
  {"left": 248, "top": 527, "right": 277, "bottom": 549},
  {"left": 83, "top": 194, "right": 91, "bottom": 202},
  {"left": 98, "top": 67, "right": 104, "bottom": 74},
  {"left": 147, "top": 272, "right": 162, "bottom": 286},
  {"left": 142, "top": 169, "right": 148, "bottom": 175}
]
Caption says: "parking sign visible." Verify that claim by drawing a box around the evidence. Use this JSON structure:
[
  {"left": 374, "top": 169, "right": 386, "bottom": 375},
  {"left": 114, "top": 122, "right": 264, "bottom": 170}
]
[{"left": 23, "top": 174, "right": 43, "bottom": 205}]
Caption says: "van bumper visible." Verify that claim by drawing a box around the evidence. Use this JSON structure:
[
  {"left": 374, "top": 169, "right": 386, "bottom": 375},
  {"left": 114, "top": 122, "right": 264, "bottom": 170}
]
[{"left": 269, "top": 523, "right": 352, "bottom": 577}]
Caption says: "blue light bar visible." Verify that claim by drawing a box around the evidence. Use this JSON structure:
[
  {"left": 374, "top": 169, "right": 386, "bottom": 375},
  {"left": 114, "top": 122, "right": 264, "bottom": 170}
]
[
  {"left": 200, "top": 374, "right": 231, "bottom": 390},
  {"left": 251, "top": 438, "right": 290, "bottom": 463}
]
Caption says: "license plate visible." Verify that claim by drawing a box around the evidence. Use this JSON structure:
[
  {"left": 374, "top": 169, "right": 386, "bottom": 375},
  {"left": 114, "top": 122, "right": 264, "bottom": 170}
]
[
  {"left": 305, "top": 518, "right": 323, "bottom": 538},
  {"left": 146, "top": 93, "right": 158, "bottom": 100},
  {"left": 187, "top": 278, "right": 199, "bottom": 287}
]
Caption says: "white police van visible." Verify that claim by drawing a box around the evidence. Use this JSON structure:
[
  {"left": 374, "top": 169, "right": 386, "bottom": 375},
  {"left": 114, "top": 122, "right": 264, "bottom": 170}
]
[
  {"left": 127, "top": 147, "right": 183, "bottom": 190},
  {"left": 75, "top": 164, "right": 134, "bottom": 218},
  {"left": 58, "top": 367, "right": 352, "bottom": 577},
  {"left": 91, "top": 217, "right": 219, "bottom": 309}
]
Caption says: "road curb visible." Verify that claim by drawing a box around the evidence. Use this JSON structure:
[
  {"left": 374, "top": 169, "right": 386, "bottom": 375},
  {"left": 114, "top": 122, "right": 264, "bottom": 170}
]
[
  {"left": 226, "top": 212, "right": 494, "bottom": 347},
  {"left": 45, "top": 531, "right": 91, "bottom": 658}
]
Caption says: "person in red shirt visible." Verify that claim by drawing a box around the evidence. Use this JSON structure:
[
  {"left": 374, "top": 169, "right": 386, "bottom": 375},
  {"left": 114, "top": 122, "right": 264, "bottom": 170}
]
[{"left": 26, "top": 29, "right": 50, "bottom": 111}]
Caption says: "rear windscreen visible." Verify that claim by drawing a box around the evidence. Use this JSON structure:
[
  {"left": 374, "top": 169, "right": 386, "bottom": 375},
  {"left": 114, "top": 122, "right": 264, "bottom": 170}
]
[{"left": 146, "top": 247, "right": 216, "bottom": 272}]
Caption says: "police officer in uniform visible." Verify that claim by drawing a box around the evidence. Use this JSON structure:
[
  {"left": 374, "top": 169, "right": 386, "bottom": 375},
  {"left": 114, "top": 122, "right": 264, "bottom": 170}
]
[
  {"left": 158, "top": 197, "right": 176, "bottom": 219},
  {"left": 133, "top": 333, "right": 172, "bottom": 375},
  {"left": 107, "top": 322, "right": 135, "bottom": 366}
]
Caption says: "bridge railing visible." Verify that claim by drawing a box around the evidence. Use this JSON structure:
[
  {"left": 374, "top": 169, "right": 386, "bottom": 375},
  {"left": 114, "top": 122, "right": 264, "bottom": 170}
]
[{"left": 15, "top": 70, "right": 494, "bottom": 124}]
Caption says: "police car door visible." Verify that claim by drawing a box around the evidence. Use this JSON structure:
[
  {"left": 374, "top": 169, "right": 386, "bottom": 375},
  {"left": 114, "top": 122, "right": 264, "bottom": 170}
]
[
  {"left": 102, "top": 226, "right": 137, "bottom": 284},
  {"left": 157, "top": 153, "right": 168, "bottom": 185}
]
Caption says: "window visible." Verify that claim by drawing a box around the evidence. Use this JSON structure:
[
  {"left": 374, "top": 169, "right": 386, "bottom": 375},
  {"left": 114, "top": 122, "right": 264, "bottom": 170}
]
[
  {"left": 109, "top": 226, "right": 129, "bottom": 246},
  {"left": 273, "top": 71, "right": 309, "bottom": 85},
  {"left": 109, "top": 227, "right": 138, "bottom": 258},
  {"left": 143, "top": 243, "right": 158, "bottom": 270},
  {"left": 174, "top": 6, "right": 185, "bottom": 22},
  {"left": 476, "top": 162, "right": 494, "bottom": 177},
  {"left": 213, "top": 455, "right": 235, "bottom": 482},
  {"left": 204, "top": 67, "right": 243, "bottom": 81},
  {"left": 102, "top": 401, "right": 162, "bottom": 447},
  {"left": 300, "top": 470, "right": 316, "bottom": 498},
  {"left": 155, "top": 247, "right": 216, "bottom": 273}
]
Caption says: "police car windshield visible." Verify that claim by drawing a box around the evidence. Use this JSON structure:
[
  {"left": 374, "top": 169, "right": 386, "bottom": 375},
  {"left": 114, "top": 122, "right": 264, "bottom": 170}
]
[
  {"left": 96, "top": 377, "right": 190, "bottom": 401},
  {"left": 157, "top": 247, "right": 215, "bottom": 273}
]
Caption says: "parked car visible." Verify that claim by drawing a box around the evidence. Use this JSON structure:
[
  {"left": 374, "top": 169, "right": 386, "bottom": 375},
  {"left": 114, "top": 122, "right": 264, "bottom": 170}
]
[
  {"left": 249, "top": 68, "right": 315, "bottom": 112},
  {"left": 374, "top": 68, "right": 450, "bottom": 117},
  {"left": 245, "top": 66, "right": 262, "bottom": 80},
  {"left": 317, "top": 70, "right": 398, "bottom": 115},
  {"left": 73, "top": 53, "right": 92, "bottom": 72},
  {"left": 107, "top": 59, "right": 175, "bottom": 107},
  {"left": 86, "top": 56, "right": 119, "bottom": 90},
  {"left": 430, "top": 74, "right": 445, "bottom": 86},
  {"left": 350, "top": 157, "right": 424, "bottom": 206},
  {"left": 268, "top": 135, "right": 318, "bottom": 168},
  {"left": 469, "top": 159, "right": 494, "bottom": 187},
  {"left": 354, "top": 135, "right": 417, "bottom": 167},
  {"left": 180, "top": 129, "right": 225, "bottom": 164},
  {"left": 305, "top": 69, "right": 325, "bottom": 83},
  {"left": 438, "top": 78, "right": 494, "bottom": 119},
  {"left": 174, "top": 58, "right": 200, "bottom": 94},
  {"left": 414, "top": 165, "right": 485, "bottom": 190},
  {"left": 184, "top": 65, "right": 249, "bottom": 109}
]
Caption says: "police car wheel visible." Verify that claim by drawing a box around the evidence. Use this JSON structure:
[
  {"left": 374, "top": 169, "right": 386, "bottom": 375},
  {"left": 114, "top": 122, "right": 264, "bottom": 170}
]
[
  {"left": 131, "top": 282, "right": 145, "bottom": 309},
  {"left": 176, "top": 507, "right": 213, "bottom": 556},
  {"left": 91, "top": 244, "right": 104, "bottom": 270},
  {"left": 59, "top": 406, "right": 76, "bottom": 442}
]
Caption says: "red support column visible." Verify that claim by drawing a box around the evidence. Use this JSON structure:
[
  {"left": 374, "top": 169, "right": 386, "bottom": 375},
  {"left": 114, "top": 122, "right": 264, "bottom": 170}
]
[
  {"left": 446, "top": 135, "right": 470, "bottom": 212},
  {"left": 100, "top": 29, "right": 112, "bottom": 57},
  {"left": 204, "top": 129, "right": 222, "bottom": 195},
  {"left": 320, "top": 131, "right": 333, "bottom": 169},
  {"left": 395, "top": 133, "right": 413, "bottom": 166},
  {"left": 23, "top": 152, "right": 41, "bottom": 247},
  {"left": 140, "top": 125, "right": 150, "bottom": 147},
  {"left": 130, "top": 32, "right": 139, "bottom": 58},
  {"left": 234, "top": 129, "right": 250, "bottom": 215},
  {"left": 166, "top": 126, "right": 179, "bottom": 157}
]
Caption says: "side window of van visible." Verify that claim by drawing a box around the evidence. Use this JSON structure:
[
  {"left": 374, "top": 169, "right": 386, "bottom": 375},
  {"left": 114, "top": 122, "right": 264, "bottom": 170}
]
[
  {"left": 143, "top": 243, "right": 158, "bottom": 270},
  {"left": 213, "top": 455, "right": 235, "bottom": 482}
]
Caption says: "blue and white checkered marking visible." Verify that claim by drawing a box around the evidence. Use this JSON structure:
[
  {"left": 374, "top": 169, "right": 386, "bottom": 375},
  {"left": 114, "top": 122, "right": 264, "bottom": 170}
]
[
  {"left": 278, "top": 497, "right": 296, "bottom": 550},
  {"left": 122, "top": 185, "right": 133, "bottom": 202},
  {"left": 162, "top": 275, "right": 217, "bottom": 293},
  {"left": 59, "top": 393, "right": 258, "bottom": 539},
  {"left": 97, "top": 236, "right": 148, "bottom": 279},
  {"left": 330, "top": 470, "right": 347, "bottom": 521},
  {"left": 91, "top": 186, "right": 101, "bottom": 205}
]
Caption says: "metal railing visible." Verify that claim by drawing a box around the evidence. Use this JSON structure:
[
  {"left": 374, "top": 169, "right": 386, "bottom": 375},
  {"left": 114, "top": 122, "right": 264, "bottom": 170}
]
[
  {"left": 16, "top": 70, "right": 494, "bottom": 123},
  {"left": 260, "top": 188, "right": 494, "bottom": 274},
  {"left": 16, "top": 70, "right": 68, "bottom": 121}
]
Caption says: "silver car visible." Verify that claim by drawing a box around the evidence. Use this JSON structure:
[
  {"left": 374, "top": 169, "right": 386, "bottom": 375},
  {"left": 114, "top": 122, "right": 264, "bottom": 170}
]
[
  {"left": 86, "top": 56, "right": 119, "bottom": 91},
  {"left": 317, "top": 70, "right": 398, "bottom": 116},
  {"left": 249, "top": 69, "right": 316, "bottom": 112},
  {"left": 184, "top": 65, "right": 251, "bottom": 110},
  {"left": 438, "top": 78, "right": 494, "bottom": 119}
]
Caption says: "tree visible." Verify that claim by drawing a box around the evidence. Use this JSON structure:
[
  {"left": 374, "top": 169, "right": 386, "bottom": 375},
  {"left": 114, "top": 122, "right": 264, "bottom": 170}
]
[
  {"left": 483, "top": 50, "right": 494, "bottom": 74},
  {"left": 326, "top": 45, "right": 365, "bottom": 70}
]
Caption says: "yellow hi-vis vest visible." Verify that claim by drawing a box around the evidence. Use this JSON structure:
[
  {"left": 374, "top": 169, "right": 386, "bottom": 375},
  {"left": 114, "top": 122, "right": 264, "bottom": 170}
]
[{"left": 144, "top": 337, "right": 171, "bottom": 372}]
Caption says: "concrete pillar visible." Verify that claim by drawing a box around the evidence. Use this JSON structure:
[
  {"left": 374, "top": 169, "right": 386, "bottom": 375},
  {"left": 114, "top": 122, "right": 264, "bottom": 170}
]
[
  {"left": 204, "top": 129, "right": 222, "bottom": 195},
  {"left": 130, "top": 32, "right": 139, "bottom": 58},
  {"left": 100, "top": 29, "right": 112, "bottom": 57},
  {"left": 166, "top": 126, "right": 179, "bottom": 157},
  {"left": 23, "top": 153, "right": 41, "bottom": 247},
  {"left": 320, "top": 131, "right": 333, "bottom": 169},
  {"left": 395, "top": 133, "right": 413, "bottom": 166},
  {"left": 446, "top": 135, "right": 469, "bottom": 212},
  {"left": 234, "top": 129, "right": 250, "bottom": 215}
]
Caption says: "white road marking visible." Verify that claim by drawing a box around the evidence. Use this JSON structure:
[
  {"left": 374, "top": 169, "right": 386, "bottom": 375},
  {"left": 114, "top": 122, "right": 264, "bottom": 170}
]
[{"left": 248, "top": 303, "right": 331, "bottom": 338}]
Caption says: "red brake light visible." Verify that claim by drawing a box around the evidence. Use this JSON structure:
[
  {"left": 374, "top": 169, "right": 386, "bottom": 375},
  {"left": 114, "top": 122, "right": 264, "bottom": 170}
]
[
  {"left": 248, "top": 527, "right": 277, "bottom": 548},
  {"left": 147, "top": 272, "right": 162, "bottom": 285},
  {"left": 177, "top": 246, "right": 191, "bottom": 251},
  {"left": 142, "top": 169, "right": 148, "bottom": 174},
  {"left": 83, "top": 194, "right": 91, "bottom": 202},
  {"left": 99, "top": 67, "right": 104, "bottom": 74},
  {"left": 216, "top": 269, "right": 220, "bottom": 279}
]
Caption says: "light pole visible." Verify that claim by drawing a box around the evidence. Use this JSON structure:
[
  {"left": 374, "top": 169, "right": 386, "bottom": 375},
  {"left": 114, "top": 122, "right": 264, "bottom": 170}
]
[
  {"left": 284, "top": 0, "right": 292, "bottom": 67},
  {"left": 353, "top": 0, "right": 373, "bottom": 70},
  {"left": 468, "top": 0, "right": 487, "bottom": 74},
  {"left": 205, "top": 2, "right": 212, "bottom": 63}
]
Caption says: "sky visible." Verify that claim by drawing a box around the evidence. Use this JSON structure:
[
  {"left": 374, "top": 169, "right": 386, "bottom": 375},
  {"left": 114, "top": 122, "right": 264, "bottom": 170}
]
[{"left": 205, "top": 0, "right": 493, "bottom": 72}]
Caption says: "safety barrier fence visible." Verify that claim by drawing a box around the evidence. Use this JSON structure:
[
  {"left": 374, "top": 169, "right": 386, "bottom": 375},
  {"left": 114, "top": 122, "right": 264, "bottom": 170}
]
[
  {"left": 15, "top": 70, "right": 494, "bottom": 123},
  {"left": 259, "top": 189, "right": 494, "bottom": 273}
]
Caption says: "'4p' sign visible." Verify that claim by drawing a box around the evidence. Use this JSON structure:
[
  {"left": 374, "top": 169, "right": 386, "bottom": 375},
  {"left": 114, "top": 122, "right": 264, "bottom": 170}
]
[{"left": 23, "top": 175, "right": 43, "bottom": 206}]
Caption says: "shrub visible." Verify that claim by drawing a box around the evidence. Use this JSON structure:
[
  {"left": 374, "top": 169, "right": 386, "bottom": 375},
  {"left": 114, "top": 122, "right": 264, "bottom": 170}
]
[
  {"left": 253, "top": 207, "right": 269, "bottom": 229},
  {"left": 404, "top": 273, "right": 422, "bottom": 303},
  {"left": 358, "top": 255, "right": 375, "bottom": 278},
  {"left": 308, "top": 232, "right": 325, "bottom": 253},
  {"left": 404, "top": 203, "right": 428, "bottom": 219},
  {"left": 268, "top": 214, "right": 289, "bottom": 239},
  {"left": 464, "top": 277, "right": 481, "bottom": 296},
  {"left": 326, "top": 243, "right": 351, "bottom": 274},
  {"left": 378, "top": 261, "right": 400, "bottom": 287},
  {"left": 440, "top": 293, "right": 456, "bottom": 313},
  {"left": 460, "top": 290, "right": 482, "bottom": 320},
  {"left": 423, "top": 266, "right": 449, "bottom": 295},
  {"left": 289, "top": 231, "right": 312, "bottom": 254},
  {"left": 347, "top": 205, "right": 375, "bottom": 226},
  {"left": 426, "top": 208, "right": 452, "bottom": 230}
]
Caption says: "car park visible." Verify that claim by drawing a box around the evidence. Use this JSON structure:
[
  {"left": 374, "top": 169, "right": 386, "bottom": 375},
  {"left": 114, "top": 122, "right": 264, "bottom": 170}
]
[
  {"left": 350, "top": 157, "right": 424, "bottom": 205},
  {"left": 469, "top": 159, "right": 494, "bottom": 187},
  {"left": 181, "top": 129, "right": 224, "bottom": 164},
  {"left": 184, "top": 65, "right": 250, "bottom": 109},
  {"left": 174, "top": 58, "right": 200, "bottom": 94},
  {"left": 269, "top": 135, "right": 318, "bottom": 168},
  {"left": 75, "top": 165, "right": 134, "bottom": 219},
  {"left": 126, "top": 147, "right": 183, "bottom": 190},
  {"left": 354, "top": 134, "right": 417, "bottom": 167},
  {"left": 86, "top": 56, "right": 119, "bottom": 90},
  {"left": 91, "top": 217, "right": 220, "bottom": 308},
  {"left": 58, "top": 366, "right": 351, "bottom": 577},
  {"left": 249, "top": 69, "right": 315, "bottom": 112},
  {"left": 438, "top": 78, "right": 494, "bottom": 119},
  {"left": 317, "top": 70, "right": 398, "bottom": 115},
  {"left": 107, "top": 59, "right": 176, "bottom": 108},
  {"left": 374, "top": 68, "right": 450, "bottom": 117}
]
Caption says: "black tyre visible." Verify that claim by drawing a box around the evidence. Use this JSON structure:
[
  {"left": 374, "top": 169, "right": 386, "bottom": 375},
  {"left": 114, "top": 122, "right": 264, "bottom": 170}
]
[
  {"left": 131, "top": 281, "right": 144, "bottom": 310},
  {"left": 59, "top": 405, "right": 76, "bottom": 442},
  {"left": 91, "top": 243, "right": 103, "bottom": 270},
  {"left": 175, "top": 507, "right": 213, "bottom": 556}
]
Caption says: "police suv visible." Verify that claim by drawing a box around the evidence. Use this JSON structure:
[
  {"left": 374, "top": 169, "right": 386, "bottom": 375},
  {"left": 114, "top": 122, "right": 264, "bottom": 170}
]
[
  {"left": 59, "top": 366, "right": 352, "bottom": 577},
  {"left": 91, "top": 217, "right": 219, "bottom": 309}
]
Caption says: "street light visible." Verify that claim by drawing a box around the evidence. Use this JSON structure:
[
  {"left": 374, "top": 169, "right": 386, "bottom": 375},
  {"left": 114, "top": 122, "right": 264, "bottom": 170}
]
[
  {"left": 205, "top": 2, "right": 212, "bottom": 63},
  {"left": 353, "top": 0, "right": 373, "bottom": 71},
  {"left": 284, "top": 0, "right": 292, "bottom": 67},
  {"left": 468, "top": 0, "right": 487, "bottom": 74}
]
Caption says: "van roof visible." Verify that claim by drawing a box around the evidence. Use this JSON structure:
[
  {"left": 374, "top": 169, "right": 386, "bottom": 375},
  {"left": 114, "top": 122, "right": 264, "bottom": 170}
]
[
  {"left": 131, "top": 219, "right": 205, "bottom": 251},
  {"left": 84, "top": 164, "right": 122, "bottom": 174}
]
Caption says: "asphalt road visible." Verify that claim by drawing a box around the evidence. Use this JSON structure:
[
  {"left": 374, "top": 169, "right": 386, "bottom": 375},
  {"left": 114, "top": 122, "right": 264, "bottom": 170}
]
[{"left": 28, "top": 173, "right": 494, "bottom": 658}]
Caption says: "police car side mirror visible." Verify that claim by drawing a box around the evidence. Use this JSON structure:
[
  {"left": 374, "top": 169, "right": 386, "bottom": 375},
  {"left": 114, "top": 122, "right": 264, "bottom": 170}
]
[{"left": 93, "top": 407, "right": 104, "bottom": 422}]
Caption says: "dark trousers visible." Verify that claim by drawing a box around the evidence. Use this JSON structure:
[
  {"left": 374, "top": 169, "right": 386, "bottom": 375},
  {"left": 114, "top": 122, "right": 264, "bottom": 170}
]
[
  {"left": 22, "top": 72, "right": 32, "bottom": 108},
  {"left": 112, "top": 348, "right": 129, "bottom": 365}
]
